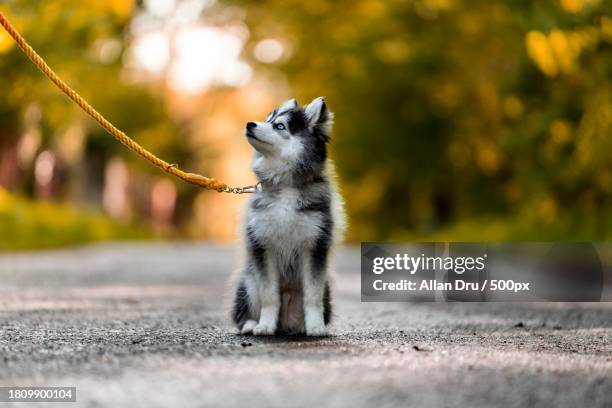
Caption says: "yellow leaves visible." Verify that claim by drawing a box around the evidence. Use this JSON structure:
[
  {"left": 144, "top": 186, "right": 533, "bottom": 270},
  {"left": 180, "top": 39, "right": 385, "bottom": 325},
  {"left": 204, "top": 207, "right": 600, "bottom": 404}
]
[
  {"left": 347, "top": 169, "right": 389, "bottom": 215},
  {"left": 0, "top": 28, "right": 14, "bottom": 54},
  {"left": 542, "top": 120, "right": 573, "bottom": 162},
  {"left": 415, "top": 0, "right": 455, "bottom": 20},
  {"left": 332, "top": 24, "right": 359, "bottom": 46},
  {"left": 431, "top": 80, "right": 461, "bottom": 112},
  {"left": 560, "top": 0, "right": 584, "bottom": 13},
  {"left": 559, "top": 0, "right": 602, "bottom": 14},
  {"left": 429, "top": 0, "right": 455, "bottom": 10},
  {"left": 78, "top": 0, "right": 135, "bottom": 19},
  {"left": 110, "top": 0, "right": 135, "bottom": 19},
  {"left": 453, "top": 138, "right": 503, "bottom": 177},
  {"left": 549, "top": 120, "right": 572, "bottom": 145},
  {"left": 357, "top": 0, "right": 387, "bottom": 19},
  {"left": 303, "top": 0, "right": 331, "bottom": 15},
  {"left": 0, "top": 187, "right": 16, "bottom": 212},
  {"left": 475, "top": 142, "right": 501, "bottom": 175},
  {"left": 0, "top": 8, "right": 22, "bottom": 54},
  {"left": 504, "top": 181, "right": 522, "bottom": 205},
  {"left": 573, "top": 88, "right": 612, "bottom": 167},
  {"left": 503, "top": 96, "right": 524, "bottom": 119},
  {"left": 448, "top": 140, "right": 470, "bottom": 169},
  {"left": 0, "top": 0, "right": 135, "bottom": 57},
  {"left": 549, "top": 30, "right": 576, "bottom": 74},
  {"left": 374, "top": 39, "right": 411, "bottom": 64},
  {"left": 601, "top": 17, "right": 612, "bottom": 42},
  {"left": 526, "top": 31, "right": 559, "bottom": 76},
  {"left": 476, "top": 81, "right": 500, "bottom": 114},
  {"left": 598, "top": 171, "right": 612, "bottom": 193},
  {"left": 537, "top": 197, "right": 558, "bottom": 224},
  {"left": 55, "top": 124, "right": 86, "bottom": 166},
  {"left": 525, "top": 28, "right": 597, "bottom": 76},
  {"left": 339, "top": 54, "right": 366, "bottom": 79}
]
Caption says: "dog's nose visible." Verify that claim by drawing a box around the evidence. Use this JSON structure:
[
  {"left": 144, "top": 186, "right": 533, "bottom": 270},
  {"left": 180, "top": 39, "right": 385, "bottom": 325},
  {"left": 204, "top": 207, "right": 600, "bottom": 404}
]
[{"left": 246, "top": 122, "right": 257, "bottom": 130}]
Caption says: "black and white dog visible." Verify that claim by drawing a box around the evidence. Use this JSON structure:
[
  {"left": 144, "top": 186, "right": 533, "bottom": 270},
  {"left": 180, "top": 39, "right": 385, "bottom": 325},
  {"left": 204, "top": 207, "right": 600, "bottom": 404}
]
[{"left": 232, "top": 97, "right": 345, "bottom": 336}]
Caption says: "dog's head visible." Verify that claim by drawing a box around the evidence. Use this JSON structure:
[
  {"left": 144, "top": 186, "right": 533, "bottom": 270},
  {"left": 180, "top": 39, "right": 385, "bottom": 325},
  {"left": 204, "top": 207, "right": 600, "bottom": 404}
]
[{"left": 245, "top": 97, "right": 334, "bottom": 186}]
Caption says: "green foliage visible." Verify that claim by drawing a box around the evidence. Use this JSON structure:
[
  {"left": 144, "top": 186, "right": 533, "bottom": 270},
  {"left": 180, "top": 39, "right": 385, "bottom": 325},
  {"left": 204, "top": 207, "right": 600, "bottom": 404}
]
[
  {"left": 239, "top": 0, "right": 612, "bottom": 241},
  {"left": 0, "top": 1, "right": 187, "bottom": 248},
  {"left": 1, "top": 0, "right": 610, "bottom": 247},
  {"left": 0, "top": 0, "right": 188, "bottom": 182},
  {"left": 0, "top": 187, "right": 150, "bottom": 250}
]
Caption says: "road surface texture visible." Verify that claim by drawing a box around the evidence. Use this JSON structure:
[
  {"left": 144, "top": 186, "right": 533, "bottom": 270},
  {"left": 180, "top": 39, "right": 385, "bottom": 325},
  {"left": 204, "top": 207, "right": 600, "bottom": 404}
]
[{"left": 0, "top": 243, "right": 610, "bottom": 408}]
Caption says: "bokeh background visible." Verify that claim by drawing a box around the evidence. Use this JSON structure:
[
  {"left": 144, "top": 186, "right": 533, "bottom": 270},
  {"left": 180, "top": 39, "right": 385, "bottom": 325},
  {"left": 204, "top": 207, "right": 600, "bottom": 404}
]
[{"left": 0, "top": 0, "right": 610, "bottom": 249}]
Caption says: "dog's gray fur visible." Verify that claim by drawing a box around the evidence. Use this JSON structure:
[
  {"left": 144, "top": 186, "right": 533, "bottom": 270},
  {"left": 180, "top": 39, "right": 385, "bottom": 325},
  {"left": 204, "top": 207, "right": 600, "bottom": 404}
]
[{"left": 232, "top": 97, "right": 345, "bottom": 336}]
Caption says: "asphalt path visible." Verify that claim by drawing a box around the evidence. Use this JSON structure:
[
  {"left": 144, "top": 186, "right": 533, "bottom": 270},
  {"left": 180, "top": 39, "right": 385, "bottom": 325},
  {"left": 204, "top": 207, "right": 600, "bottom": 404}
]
[{"left": 0, "top": 243, "right": 610, "bottom": 407}]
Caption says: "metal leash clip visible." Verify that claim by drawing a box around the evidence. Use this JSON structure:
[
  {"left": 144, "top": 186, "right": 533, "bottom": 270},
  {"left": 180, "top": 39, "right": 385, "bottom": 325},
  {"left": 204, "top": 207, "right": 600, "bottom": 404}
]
[{"left": 225, "top": 183, "right": 261, "bottom": 194}]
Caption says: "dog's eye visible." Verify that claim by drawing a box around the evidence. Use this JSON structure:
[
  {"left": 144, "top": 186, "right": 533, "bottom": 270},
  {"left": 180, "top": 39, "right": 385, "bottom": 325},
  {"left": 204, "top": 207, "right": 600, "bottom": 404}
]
[{"left": 273, "top": 123, "right": 286, "bottom": 131}]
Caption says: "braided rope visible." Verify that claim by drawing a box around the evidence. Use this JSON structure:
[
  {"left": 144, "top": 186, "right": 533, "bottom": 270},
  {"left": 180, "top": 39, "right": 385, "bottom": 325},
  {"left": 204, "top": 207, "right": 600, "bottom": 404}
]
[{"left": 0, "top": 12, "right": 256, "bottom": 193}]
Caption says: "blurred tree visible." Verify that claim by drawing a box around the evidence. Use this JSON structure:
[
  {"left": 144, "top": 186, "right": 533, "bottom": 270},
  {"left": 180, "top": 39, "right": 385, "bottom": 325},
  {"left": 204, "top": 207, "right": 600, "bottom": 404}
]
[
  {"left": 1, "top": 0, "right": 611, "bottom": 246},
  {"left": 238, "top": 0, "right": 612, "bottom": 240},
  {"left": 0, "top": 0, "right": 188, "bottom": 211}
]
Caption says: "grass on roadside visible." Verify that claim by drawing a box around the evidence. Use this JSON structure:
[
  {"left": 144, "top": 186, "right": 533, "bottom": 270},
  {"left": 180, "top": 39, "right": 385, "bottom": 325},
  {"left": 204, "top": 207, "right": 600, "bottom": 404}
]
[{"left": 0, "top": 187, "right": 151, "bottom": 250}]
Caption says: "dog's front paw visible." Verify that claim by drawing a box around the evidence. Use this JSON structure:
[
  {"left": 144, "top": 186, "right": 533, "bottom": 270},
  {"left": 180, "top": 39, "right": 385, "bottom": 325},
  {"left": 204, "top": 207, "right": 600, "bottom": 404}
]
[
  {"left": 305, "top": 308, "right": 328, "bottom": 336},
  {"left": 240, "top": 320, "right": 258, "bottom": 335},
  {"left": 253, "top": 321, "right": 276, "bottom": 336},
  {"left": 306, "top": 323, "right": 328, "bottom": 337},
  {"left": 305, "top": 316, "right": 328, "bottom": 337}
]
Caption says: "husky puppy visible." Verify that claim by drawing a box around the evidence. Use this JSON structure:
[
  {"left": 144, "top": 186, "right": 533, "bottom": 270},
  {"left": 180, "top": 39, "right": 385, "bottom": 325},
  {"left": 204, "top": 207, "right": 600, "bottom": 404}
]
[{"left": 232, "top": 97, "right": 345, "bottom": 336}]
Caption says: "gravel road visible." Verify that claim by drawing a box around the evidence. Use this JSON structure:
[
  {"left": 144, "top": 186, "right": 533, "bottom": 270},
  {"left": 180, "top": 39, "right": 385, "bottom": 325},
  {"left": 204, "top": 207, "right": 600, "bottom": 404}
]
[{"left": 0, "top": 243, "right": 610, "bottom": 407}]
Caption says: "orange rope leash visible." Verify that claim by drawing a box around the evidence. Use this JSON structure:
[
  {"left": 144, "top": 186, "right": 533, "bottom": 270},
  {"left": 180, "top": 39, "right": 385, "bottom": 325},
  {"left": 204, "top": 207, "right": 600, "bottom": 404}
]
[{"left": 0, "top": 12, "right": 257, "bottom": 194}]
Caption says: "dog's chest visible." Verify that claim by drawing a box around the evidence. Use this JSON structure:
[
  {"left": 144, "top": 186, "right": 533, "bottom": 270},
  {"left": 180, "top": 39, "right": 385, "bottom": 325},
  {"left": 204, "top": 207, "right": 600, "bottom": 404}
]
[{"left": 247, "top": 189, "right": 321, "bottom": 248}]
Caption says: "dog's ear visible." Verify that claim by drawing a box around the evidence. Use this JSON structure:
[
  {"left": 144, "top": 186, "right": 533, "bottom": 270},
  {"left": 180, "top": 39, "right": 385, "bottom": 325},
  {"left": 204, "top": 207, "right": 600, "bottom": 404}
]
[
  {"left": 305, "top": 97, "right": 333, "bottom": 135},
  {"left": 279, "top": 98, "right": 298, "bottom": 111}
]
